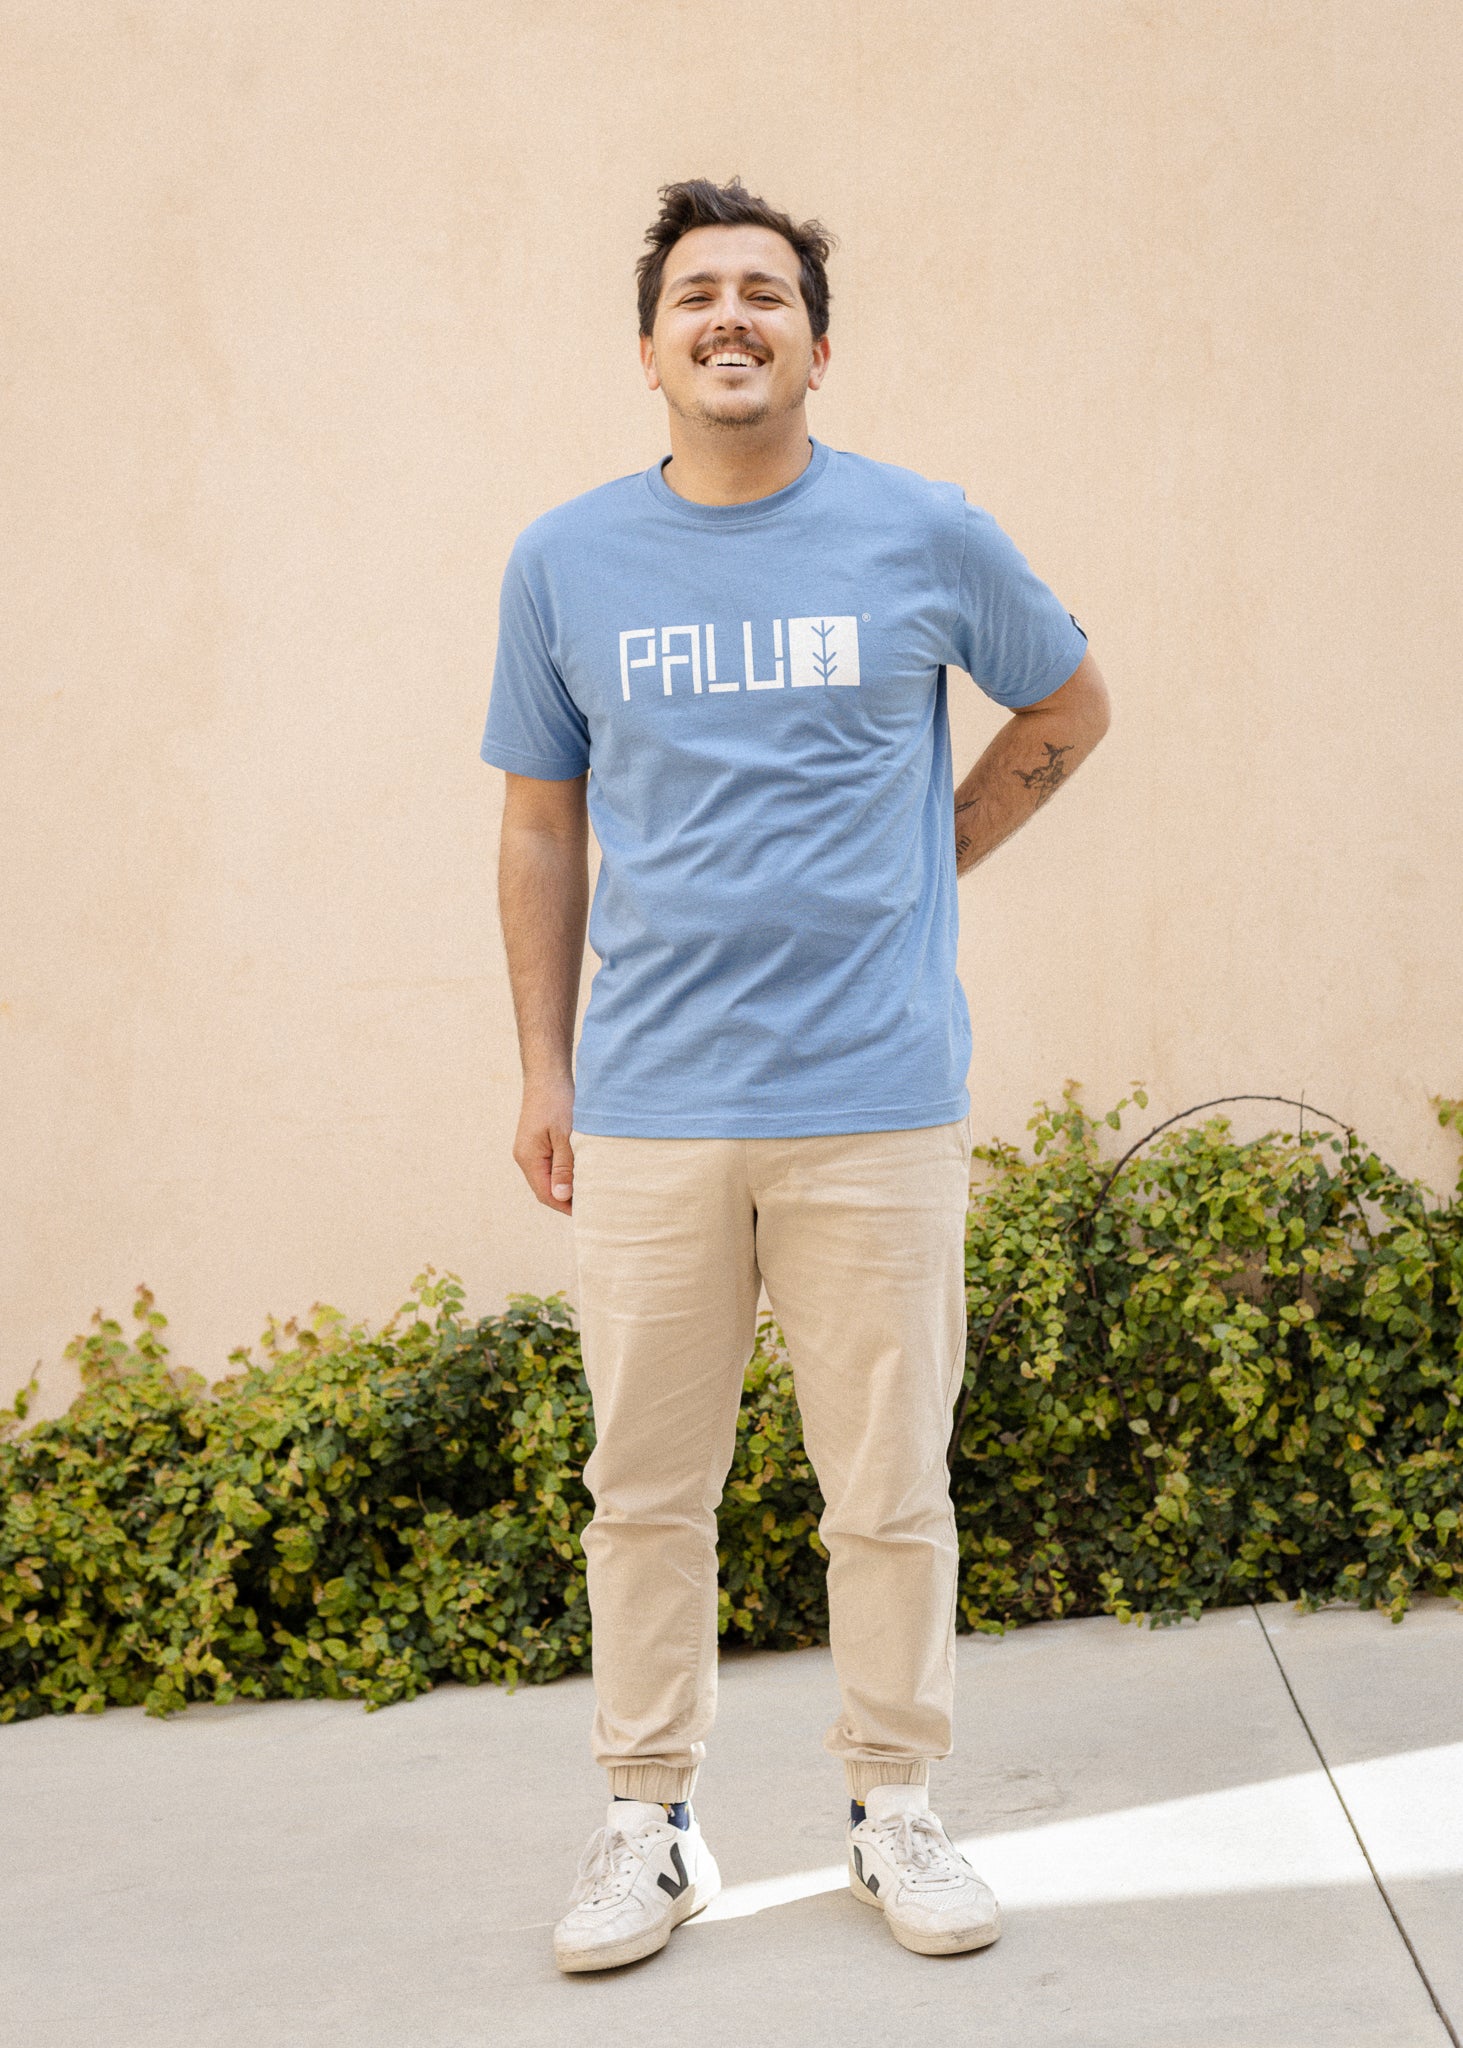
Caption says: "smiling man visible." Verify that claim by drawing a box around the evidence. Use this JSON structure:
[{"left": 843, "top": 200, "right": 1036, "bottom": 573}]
[{"left": 480, "top": 177, "right": 1110, "bottom": 1973}]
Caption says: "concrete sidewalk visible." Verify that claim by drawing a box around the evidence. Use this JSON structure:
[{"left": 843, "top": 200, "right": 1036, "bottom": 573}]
[{"left": 4, "top": 1599, "right": 1461, "bottom": 2048}]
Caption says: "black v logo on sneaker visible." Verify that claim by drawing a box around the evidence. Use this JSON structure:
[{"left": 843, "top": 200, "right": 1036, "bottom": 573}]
[
  {"left": 852, "top": 1844, "right": 880, "bottom": 1895},
  {"left": 656, "top": 1841, "right": 690, "bottom": 1899}
]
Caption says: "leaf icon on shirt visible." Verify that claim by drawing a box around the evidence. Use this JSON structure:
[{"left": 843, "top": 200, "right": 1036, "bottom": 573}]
[
  {"left": 811, "top": 619, "right": 838, "bottom": 683},
  {"left": 788, "top": 616, "right": 861, "bottom": 688}
]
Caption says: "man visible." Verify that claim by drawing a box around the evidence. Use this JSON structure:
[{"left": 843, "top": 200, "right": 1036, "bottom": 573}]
[{"left": 481, "top": 177, "right": 1109, "bottom": 1973}]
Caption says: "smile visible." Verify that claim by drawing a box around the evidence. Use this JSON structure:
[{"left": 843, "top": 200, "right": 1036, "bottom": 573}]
[{"left": 701, "top": 351, "right": 764, "bottom": 369}]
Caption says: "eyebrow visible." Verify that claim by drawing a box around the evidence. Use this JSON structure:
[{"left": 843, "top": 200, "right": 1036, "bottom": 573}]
[{"left": 664, "top": 268, "right": 797, "bottom": 295}]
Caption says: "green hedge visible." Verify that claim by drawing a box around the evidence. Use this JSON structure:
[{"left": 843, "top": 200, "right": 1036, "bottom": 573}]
[{"left": 3, "top": 1089, "right": 1461, "bottom": 1723}]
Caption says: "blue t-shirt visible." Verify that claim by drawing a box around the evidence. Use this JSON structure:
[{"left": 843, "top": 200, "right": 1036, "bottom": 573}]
[{"left": 481, "top": 437, "right": 1086, "bottom": 1138}]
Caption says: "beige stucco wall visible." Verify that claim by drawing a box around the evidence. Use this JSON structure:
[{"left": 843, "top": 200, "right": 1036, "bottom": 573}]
[{"left": 4, "top": 2, "right": 1461, "bottom": 1416}]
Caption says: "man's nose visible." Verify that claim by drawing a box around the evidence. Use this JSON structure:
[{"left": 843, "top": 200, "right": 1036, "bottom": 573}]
[{"left": 709, "top": 291, "right": 751, "bottom": 327}]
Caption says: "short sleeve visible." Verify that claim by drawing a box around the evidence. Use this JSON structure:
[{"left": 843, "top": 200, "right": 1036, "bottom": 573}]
[
  {"left": 946, "top": 501, "right": 1089, "bottom": 710},
  {"left": 480, "top": 541, "right": 591, "bottom": 779}
]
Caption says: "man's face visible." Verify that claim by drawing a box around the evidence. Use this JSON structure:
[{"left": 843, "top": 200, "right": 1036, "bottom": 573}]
[{"left": 640, "top": 223, "right": 830, "bottom": 431}]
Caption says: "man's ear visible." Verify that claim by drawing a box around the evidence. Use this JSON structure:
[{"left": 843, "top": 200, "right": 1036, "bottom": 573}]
[
  {"left": 807, "top": 333, "right": 831, "bottom": 393},
  {"left": 639, "top": 332, "right": 661, "bottom": 393}
]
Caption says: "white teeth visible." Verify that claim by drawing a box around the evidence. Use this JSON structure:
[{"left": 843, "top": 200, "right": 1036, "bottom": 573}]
[{"left": 705, "top": 352, "right": 760, "bottom": 367}]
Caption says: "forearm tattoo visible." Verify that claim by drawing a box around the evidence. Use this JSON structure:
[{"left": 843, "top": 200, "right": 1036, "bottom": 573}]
[
  {"left": 1013, "top": 741, "right": 1074, "bottom": 804},
  {"left": 954, "top": 794, "right": 980, "bottom": 867}
]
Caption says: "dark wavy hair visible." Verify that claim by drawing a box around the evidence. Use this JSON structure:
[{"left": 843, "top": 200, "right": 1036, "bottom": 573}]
[{"left": 635, "top": 177, "right": 836, "bottom": 340}]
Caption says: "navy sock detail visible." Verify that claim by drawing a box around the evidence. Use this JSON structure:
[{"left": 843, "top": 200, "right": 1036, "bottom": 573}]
[
  {"left": 614, "top": 1795, "right": 691, "bottom": 1830},
  {"left": 850, "top": 1798, "right": 866, "bottom": 1826}
]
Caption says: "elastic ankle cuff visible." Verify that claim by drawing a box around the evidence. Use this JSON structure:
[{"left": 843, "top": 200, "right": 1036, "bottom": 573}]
[
  {"left": 845, "top": 1759, "right": 930, "bottom": 1799},
  {"left": 608, "top": 1763, "right": 699, "bottom": 1802}
]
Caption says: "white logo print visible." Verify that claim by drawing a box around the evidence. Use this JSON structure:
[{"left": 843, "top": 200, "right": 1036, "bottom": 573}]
[
  {"left": 787, "top": 616, "right": 860, "bottom": 689},
  {"left": 618, "top": 617, "right": 861, "bottom": 700}
]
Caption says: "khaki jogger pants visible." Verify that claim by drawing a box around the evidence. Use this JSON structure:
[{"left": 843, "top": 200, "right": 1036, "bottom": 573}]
[{"left": 569, "top": 1113, "right": 973, "bottom": 1802}]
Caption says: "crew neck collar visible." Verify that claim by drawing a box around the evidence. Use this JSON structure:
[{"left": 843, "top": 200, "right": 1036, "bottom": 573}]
[{"left": 644, "top": 437, "right": 831, "bottom": 525}]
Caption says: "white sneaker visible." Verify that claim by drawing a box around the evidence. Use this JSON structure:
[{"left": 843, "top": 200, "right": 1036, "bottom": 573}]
[
  {"left": 553, "top": 1800, "right": 721, "bottom": 1973},
  {"left": 848, "top": 1784, "right": 1002, "bottom": 1956}
]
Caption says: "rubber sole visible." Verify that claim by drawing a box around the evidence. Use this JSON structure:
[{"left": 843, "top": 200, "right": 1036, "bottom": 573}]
[
  {"left": 849, "top": 1860, "right": 1002, "bottom": 1956},
  {"left": 554, "top": 1871, "right": 721, "bottom": 1974}
]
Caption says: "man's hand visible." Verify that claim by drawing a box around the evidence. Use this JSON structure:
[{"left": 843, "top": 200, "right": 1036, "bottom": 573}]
[
  {"left": 953, "top": 648, "right": 1110, "bottom": 876},
  {"left": 497, "top": 770, "right": 589, "bottom": 1216},
  {"left": 513, "top": 1073, "right": 577, "bottom": 1214}
]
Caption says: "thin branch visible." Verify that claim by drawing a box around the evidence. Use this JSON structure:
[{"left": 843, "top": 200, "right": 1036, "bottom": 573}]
[
  {"left": 946, "top": 1289, "right": 1018, "bottom": 1471},
  {"left": 1083, "top": 1095, "right": 1355, "bottom": 1236}
]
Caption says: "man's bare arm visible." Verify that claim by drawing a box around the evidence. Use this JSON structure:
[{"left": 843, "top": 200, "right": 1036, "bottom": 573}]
[
  {"left": 497, "top": 769, "right": 589, "bottom": 1214},
  {"left": 953, "top": 648, "right": 1111, "bottom": 877}
]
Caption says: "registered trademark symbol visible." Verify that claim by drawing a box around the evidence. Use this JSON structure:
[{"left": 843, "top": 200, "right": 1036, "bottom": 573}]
[{"left": 862, "top": 612, "right": 870, "bottom": 622}]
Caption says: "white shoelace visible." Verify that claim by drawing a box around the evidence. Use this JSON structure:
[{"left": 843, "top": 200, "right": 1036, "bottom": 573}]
[
  {"left": 865, "top": 1811, "right": 973, "bottom": 1890},
  {"left": 568, "top": 1824, "right": 649, "bottom": 1908}
]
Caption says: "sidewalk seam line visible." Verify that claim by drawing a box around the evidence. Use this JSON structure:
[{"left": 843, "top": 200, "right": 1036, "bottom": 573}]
[{"left": 1249, "top": 1600, "right": 1460, "bottom": 2048}]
